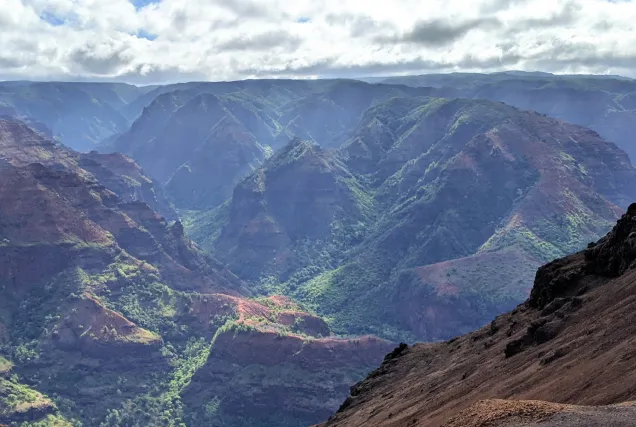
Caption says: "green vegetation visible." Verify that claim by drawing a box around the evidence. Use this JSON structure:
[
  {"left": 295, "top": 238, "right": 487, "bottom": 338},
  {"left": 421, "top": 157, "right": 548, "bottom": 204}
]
[
  {"left": 181, "top": 202, "right": 231, "bottom": 253},
  {"left": 0, "top": 377, "right": 46, "bottom": 410},
  {"left": 0, "top": 356, "right": 13, "bottom": 375},
  {"left": 3, "top": 78, "right": 636, "bottom": 427},
  {"left": 182, "top": 94, "right": 628, "bottom": 345},
  {"left": 20, "top": 414, "right": 75, "bottom": 427}
]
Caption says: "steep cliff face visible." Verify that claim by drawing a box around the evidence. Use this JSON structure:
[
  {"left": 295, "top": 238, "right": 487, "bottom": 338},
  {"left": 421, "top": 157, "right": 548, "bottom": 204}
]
[
  {"left": 184, "top": 96, "right": 636, "bottom": 343},
  {"left": 110, "top": 92, "right": 273, "bottom": 210},
  {"left": 164, "top": 114, "right": 267, "bottom": 210},
  {"left": 0, "top": 118, "right": 176, "bottom": 220},
  {"left": 323, "top": 204, "right": 636, "bottom": 427},
  {"left": 379, "top": 74, "right": 636, "bottom": 164},
  {"left": 181, "top": 294, "right": 393, "bottom": 427},
  {"left": 0, "top": 118, "right": 244, "bottom": 424},
  {"left": 213, "top": 138, "right": 373, "bottom": 281},
  {"left": 108, "top": 80, "right": 442, "bottom": 211},
  {"left": 0, "top": 81, "right": 143, "bottom": 151}
]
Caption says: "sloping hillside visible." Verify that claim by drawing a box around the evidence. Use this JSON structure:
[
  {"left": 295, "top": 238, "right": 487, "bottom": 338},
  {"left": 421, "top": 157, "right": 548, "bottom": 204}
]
[
  {"left": 282, "top": 98, "right": 636, "bottom": 340},
  {"left": 322, "top": 204, "right": 636, "bottom": 426},
  {"left": 0, "top": 118, "right": 390, "bottom": 427},
  {"left": 378, "top": 73, "right": 636, "bottom": 163}
]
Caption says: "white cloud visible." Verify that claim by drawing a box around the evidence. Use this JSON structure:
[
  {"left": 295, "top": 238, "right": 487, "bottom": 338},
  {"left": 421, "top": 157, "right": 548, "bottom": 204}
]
[{"left": 0, "top": 0, "right": 635, "bottom": 83}]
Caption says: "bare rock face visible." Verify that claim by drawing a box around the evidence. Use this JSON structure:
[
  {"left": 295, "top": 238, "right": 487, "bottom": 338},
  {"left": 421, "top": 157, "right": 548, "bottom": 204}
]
[
  {"left": 215, "top": 138, "right": 372, "bottom": 281},
  {"left": 584, "top": 203, "right": 636, "bottom": 277},
  {"left": 52, "top": 296, "right": 163, "bottom": 358}
]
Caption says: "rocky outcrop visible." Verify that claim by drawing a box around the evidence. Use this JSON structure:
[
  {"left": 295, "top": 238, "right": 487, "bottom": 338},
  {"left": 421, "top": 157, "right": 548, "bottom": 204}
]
[
  {"left": 585, "top": 203, "right": 636, "bottom": 276},
  {"left": 214, "top": 138, "right": 373, "bottom": 280},
  {"left": 183, "top": 326, "right": 392, "bottom": 427},
  {"left": 52, "top": 296, "right": 162, "bottom": 358},
  {"left": 529, "top": 203, "right": 636, "bottom": 309}
]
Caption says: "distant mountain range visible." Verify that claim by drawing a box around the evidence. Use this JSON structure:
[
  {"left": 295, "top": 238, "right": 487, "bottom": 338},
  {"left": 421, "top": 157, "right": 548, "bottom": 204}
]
[{"left": 2, "top": 72, "right": 636, "bottom": 426}]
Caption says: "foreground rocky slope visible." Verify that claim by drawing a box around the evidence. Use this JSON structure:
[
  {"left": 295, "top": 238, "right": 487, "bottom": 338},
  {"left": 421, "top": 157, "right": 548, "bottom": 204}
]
[
  {"left": 0, "top": 118, "right": 390, "bottom": 426},
  {"left": 443, "top": 400, "right": 636, "bottom": 427},
  {"left": 323, "top": 204, "right": 636, "bottom": 426}
]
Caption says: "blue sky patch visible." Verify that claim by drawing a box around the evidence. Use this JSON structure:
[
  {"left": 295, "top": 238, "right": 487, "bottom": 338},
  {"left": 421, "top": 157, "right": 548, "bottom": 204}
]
[
  {"left": 130, "top": 0, "right": 161, "bottom": 10},
  {"left": 137, "top": 29, "right": 158, "bottom": 41},
  {"left": 297, "top": 17, "right": 311, "bottom": 23},
  {"left": 40, "top": 11, "right": 65, "bottom": 26}
]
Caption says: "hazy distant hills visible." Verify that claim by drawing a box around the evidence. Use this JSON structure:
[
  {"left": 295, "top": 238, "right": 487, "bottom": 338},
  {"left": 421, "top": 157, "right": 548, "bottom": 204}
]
[{"left": 376, "top": 73, "right": 636, "bottom": 162}]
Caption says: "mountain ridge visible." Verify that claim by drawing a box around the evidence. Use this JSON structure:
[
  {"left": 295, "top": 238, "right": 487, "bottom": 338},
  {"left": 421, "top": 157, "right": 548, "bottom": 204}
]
[
  {"left": 191, "top": 95, "right": 636, "bottom": 342},
  {"left": 0, "top": 117, "right": 391, "bottom": 427}
]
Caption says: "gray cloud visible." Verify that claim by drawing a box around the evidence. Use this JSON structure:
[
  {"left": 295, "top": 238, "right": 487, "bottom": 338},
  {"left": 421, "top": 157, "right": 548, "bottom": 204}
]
[
  {"left": 0, "top": 56, "right": 25, "bottom": 69},
  {"left": 70, "top": 44, "right": 133, "bottom": 75},
  {"left": 512, "top": 1, "right": 581, "bottom": 31},
  {"left": 216, "top": 0, "right": 282, "bottom": 19},
  {"left": 377, "top": 17, "right": 502, "bottom": 47},
  {"left": 479, "top": 0, "right": 530, "bottom": 13},
  {"left": 529, "top": 39, "right": 636, "bottom": 71},
  {"left": 215, "top": 31, "right": 301, "bottom": 52},
  {"left": 170, "top": 8, "right": 189, "bottom": 32},
  {"left": 325, "top": 13, "right": 396, "bottom": 38},
  {"left": 116, "top": 65, "right": 208, "bottom": 85}
]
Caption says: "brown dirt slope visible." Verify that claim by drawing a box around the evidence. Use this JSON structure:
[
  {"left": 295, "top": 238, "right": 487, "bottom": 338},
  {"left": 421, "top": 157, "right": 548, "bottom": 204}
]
[
  {"left": 0, "top": 117, "right": 176, "bottom": 219},
  {"left": 443, "top": 399, "right": 636, "bottom": 427},
  {"left": 323, "top": 203, "right": 636, "bottom": 427}
]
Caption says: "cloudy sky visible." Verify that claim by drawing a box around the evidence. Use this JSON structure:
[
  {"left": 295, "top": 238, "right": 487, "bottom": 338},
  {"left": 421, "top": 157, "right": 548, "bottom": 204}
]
[{"left": 1, "top": 0, "right": 635, "bottom": 84}]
